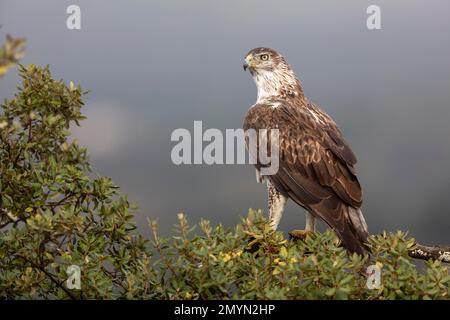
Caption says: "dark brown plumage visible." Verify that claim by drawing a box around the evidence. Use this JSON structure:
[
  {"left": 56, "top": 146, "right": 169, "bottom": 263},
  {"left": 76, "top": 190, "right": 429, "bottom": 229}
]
[{"left": 243, "top": 47, "right": 369, "bottom": 254}]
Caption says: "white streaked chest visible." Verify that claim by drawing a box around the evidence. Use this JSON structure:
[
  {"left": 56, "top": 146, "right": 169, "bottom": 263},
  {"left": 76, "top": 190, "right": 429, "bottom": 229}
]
[{"left": 254, "top": 72, "right": 280, "bottom": 102}]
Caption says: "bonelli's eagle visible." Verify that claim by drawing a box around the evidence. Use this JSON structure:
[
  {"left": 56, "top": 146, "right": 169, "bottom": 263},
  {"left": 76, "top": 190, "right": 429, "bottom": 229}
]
[{"left": 243, "top": 48, "right": 369, "bottom": 254}]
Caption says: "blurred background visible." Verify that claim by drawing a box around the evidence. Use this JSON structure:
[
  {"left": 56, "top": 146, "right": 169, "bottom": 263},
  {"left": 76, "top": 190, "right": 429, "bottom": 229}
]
[{"left": 1, "top": 0, "right": 449, "bottom": 244}]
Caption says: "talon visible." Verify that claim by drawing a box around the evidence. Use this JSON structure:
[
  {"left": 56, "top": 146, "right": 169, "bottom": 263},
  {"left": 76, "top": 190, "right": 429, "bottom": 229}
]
[
  {"left": 289, "top": 229, "right": 313, "bottom": 240},
  {"left": 244, "top": 236, "right": 261, "bottom": 253}
]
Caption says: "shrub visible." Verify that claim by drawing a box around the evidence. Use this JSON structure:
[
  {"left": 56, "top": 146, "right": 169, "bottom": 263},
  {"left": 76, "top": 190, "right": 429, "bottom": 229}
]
[
  {"left": 144, "top": 210, "right": 449, "bottom": 300},
  {"left": 0, "top": 64, "right": 148, "bottom": 299}
]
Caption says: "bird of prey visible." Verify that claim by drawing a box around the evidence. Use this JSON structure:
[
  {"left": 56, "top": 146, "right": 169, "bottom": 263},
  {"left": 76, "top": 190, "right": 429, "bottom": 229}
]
[{"left": 243, "top": 48, "right": 369, "bottom": 254}]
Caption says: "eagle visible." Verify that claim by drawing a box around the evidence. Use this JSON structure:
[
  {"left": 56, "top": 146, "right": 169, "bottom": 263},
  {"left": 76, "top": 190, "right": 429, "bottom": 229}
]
[{"left": 243, "top": 48, "right": 369, "bottom": 254}]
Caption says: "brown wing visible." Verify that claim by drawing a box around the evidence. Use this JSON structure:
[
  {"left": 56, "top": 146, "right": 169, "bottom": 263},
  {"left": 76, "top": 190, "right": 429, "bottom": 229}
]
[{"left": 244, "top": 101, "right": 369, "bottom": 254}]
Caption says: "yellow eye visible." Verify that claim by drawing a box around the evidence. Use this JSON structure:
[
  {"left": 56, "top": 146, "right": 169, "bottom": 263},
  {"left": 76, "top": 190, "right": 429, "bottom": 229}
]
[{"left": 260, "top": 54, "right": 269, "bottom": 61}]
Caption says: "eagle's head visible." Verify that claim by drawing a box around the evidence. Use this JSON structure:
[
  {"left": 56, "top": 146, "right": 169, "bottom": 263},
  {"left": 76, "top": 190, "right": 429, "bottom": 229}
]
[
  {"left": 243, "top": 47, "right": 287, "bottom": 73},
  {"left": 243, "top": 47, "right": 303, "bottom": 102}
]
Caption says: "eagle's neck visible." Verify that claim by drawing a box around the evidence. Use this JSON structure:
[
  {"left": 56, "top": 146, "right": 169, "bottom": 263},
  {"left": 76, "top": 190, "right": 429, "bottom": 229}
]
[{"left": 253, "top": 68, "right": 304, "bottom": 103}]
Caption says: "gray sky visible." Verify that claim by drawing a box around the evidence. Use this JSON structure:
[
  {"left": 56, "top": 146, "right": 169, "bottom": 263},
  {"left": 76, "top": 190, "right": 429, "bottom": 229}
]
[{"left": 1, "top": 0, "right": 449, "bottom": 244}]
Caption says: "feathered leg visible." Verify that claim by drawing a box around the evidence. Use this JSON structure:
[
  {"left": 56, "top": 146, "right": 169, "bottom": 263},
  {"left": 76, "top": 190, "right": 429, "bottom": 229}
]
[
  {"left": 305, "top": 212, "right": 316, "bottom": 232},
  {"left": 267, "top": 180, "right": 287, "bottom": 230}
]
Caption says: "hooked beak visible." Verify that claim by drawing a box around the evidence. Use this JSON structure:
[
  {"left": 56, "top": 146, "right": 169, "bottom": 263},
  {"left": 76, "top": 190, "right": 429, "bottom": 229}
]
[{"left": 243, "top": 55, "right": 253, "bottom": 71}]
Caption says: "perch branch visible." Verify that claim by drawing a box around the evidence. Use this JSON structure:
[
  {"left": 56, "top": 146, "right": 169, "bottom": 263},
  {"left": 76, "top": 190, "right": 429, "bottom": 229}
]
[{"left": 408, "top": 242, "right": 450, "bottom": 264}]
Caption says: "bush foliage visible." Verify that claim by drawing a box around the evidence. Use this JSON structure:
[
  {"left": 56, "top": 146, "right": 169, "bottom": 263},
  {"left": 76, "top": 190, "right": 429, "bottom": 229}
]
[
  {"left": 0, "top": 35, "right": 26, "bottom": 78},
  {"left": 145, "top": 211, "right": 449, "bottom": 300},
  {"left": 0, "top": 39, "right": 449, "bottom": 300}
]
